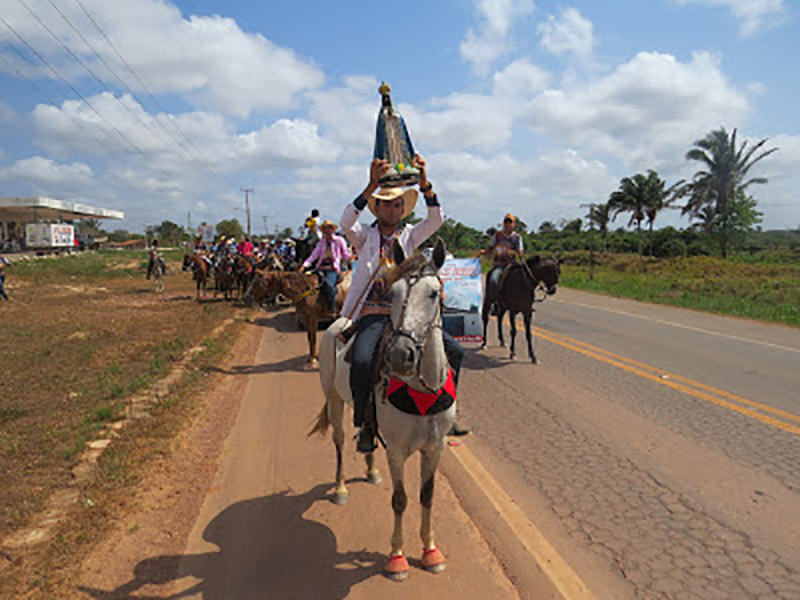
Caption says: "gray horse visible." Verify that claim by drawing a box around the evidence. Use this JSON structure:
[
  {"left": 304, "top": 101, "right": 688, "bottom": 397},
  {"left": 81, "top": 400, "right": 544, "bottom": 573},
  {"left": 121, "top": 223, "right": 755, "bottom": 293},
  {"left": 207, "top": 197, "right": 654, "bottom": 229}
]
[{"left": 311, "top": 238, "right": 455, "bottom": 581}]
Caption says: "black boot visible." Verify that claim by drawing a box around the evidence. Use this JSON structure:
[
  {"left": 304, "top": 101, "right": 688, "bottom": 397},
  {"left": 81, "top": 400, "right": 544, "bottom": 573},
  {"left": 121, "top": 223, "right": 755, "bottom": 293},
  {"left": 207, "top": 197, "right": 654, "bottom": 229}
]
[
  {"left": 356, "top": 425, "right": 378, "bottom": 453},
  {"left": 447, "top": 421, "right": 471, "bottom": 436}
]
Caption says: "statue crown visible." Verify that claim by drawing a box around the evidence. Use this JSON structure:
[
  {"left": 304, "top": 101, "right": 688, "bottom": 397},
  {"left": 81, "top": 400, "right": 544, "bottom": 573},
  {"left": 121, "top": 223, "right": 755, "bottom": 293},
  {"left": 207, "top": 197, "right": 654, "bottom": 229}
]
[{"left": 379, "top": 81, "right": 392, "bottom": 96}]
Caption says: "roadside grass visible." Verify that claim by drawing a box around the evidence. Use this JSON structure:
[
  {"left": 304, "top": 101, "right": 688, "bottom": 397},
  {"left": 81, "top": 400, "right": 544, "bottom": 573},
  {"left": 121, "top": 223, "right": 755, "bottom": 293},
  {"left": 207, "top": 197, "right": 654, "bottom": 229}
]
[
  {"left": 559, "top": 253, "right": 800, "bottom": 327},
  {"left": 0, "top": 250, "right": 242, "bottom": 562},
  {"left": 16, "top": 321, "right": 240, "bottom": 597}
]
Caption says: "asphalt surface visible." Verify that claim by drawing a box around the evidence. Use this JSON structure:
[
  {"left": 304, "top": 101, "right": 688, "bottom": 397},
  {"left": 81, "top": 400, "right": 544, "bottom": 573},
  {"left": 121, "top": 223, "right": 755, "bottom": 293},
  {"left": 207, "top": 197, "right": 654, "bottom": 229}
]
[{"left": 457, "top": 287, "right": 800, "bottom": 599}]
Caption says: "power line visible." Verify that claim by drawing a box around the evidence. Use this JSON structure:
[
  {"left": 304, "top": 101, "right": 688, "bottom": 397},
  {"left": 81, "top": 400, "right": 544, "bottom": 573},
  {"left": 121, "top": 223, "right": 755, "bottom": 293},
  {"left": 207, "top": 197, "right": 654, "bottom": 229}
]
[
  {"left": 17, "top": 0, "right": 197, "bottom": 170},
  {"left": 71, "top": 0, "right": 218, "bottom": 173},
  {"left": 1, "top": 43, "right": 133, "bottom": 164},
  {"left": 42, "top": 0, "right": 210, "bottom": 175},
  {"left": 0, "top": 15, "right": 208, "bottom": 205}
]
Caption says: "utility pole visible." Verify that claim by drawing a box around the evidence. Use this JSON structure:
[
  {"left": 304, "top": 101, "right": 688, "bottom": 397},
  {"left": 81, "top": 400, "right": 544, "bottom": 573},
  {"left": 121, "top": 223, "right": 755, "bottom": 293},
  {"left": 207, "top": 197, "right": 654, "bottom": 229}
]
[
  {"left": 262, "top": 215, "right": 269, "bottom": 237},
  {"left": 580, "top": 203, "right": 598, "bottom": 282},
  {"left": 240, "top": 187, "right": 253, "bottom": 238}
]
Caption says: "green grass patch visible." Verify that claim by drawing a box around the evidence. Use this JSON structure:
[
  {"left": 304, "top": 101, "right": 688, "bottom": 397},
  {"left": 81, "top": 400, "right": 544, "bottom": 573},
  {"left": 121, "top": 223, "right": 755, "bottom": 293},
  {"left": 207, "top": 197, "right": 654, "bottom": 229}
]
[{"left": 561, "top": 253, "right": 800, "bottom": 326}]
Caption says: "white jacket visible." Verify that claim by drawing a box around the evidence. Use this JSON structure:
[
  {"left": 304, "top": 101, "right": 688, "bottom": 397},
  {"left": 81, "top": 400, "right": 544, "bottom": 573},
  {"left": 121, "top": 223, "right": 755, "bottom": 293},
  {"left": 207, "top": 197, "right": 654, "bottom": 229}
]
[{"left": 340, "top": 201, "right": 443, "bottom": 320}]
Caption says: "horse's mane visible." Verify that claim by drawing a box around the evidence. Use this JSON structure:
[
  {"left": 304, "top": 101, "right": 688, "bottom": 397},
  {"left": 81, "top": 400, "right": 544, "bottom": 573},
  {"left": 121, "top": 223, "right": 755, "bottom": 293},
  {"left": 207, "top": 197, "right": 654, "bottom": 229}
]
[
  {"left": 278, "top": 271, "right": 317, "bottom": 298},
  {"left": 387, "top": 253, "right": 436, "bottom": 285}
]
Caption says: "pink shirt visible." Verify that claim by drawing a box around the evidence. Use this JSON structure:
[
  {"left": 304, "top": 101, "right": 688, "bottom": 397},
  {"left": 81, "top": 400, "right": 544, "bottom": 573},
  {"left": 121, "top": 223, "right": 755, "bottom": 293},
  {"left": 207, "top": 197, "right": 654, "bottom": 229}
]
[{"left": 302, "top": 235, "right": 351, "bottom": 273}]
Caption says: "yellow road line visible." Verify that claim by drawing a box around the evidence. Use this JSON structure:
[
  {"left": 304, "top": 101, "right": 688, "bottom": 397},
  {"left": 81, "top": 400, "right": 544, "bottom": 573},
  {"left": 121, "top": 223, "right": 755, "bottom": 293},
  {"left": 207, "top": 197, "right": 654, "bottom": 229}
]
[
  {"left": 450, "top": 443, "right": 595, "bottom": 600},
  {"left": 527, "top": 326, "right": 800, "bottom": 436},
  {"left": 534, "top": 325, "right": 800, "bottom": 425}
]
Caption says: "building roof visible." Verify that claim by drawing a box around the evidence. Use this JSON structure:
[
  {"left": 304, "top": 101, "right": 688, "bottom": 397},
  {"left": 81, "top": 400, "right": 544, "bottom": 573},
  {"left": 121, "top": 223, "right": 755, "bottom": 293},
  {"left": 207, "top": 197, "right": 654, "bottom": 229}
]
[{"left": 0, "top": 197, "right": 125, "bottom": 222}]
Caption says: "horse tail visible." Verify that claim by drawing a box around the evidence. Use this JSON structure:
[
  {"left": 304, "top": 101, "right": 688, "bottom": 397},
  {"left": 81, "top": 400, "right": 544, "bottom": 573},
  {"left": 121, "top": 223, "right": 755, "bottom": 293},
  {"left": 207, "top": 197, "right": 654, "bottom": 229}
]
[{"left": 308, "top": 402, "right": 330, "bottom": 437}]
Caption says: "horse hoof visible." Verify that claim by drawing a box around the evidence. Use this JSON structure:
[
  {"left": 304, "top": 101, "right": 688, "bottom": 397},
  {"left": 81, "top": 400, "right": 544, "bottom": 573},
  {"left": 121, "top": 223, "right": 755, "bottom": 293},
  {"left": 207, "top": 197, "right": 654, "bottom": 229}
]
[
  {"left": 421, "top": 546, "right": 446, "bottom": 573},
  {"left": 499, "top": 342, "right": 506, "bottom": 348},
  {"left": 367, "top": 470, "right": 383, "bottom": 485},
  {"left": 384, "top": 554, "right": 409, "bottom": 581},
  {"left": 332, "top": 491, "right": 348, "bottom": 506},
  {"left": 305, "top": 359, "right": 319, "bottom": 370}
]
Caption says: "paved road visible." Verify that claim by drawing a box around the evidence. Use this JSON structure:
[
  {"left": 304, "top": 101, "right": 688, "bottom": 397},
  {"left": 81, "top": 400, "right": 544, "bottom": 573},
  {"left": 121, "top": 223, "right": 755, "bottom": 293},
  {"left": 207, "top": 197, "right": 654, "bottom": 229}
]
[{"left": 457, "top": 287, "right": 800, "bottom": 599}]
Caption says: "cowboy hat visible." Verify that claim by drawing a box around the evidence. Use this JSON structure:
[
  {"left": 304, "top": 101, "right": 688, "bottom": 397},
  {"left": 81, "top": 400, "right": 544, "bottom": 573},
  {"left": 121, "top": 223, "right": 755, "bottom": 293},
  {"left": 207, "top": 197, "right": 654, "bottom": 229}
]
[
  {"left": 320, "top": 219, "right": 338, "bottom": 232},
  {"left": 368, "top": 187, "right": 418, "bottom": 220}
]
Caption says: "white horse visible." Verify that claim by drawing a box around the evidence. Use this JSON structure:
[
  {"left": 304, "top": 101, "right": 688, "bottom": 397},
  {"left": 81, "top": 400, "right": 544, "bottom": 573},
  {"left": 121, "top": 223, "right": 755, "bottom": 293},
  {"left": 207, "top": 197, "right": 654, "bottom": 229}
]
[{"left": 310, "top": 238, "right": 455, "bottom": 581}]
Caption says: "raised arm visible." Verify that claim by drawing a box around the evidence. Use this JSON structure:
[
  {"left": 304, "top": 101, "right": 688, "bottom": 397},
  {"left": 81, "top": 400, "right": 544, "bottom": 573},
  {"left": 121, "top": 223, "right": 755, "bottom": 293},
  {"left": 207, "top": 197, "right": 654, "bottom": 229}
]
[
  {"left": 340, "top": 158, "right": 391, "bottom": 249},
  {"left": 406, "top": 154, "right": 444, "bottom": 251}
]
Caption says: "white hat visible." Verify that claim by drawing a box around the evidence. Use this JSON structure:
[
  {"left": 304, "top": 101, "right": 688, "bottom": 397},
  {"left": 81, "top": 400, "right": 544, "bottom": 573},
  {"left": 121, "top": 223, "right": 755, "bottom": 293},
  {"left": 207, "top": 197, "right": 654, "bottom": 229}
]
[{"left": 368, "top": 187, "right": 418, "bottom": 220}]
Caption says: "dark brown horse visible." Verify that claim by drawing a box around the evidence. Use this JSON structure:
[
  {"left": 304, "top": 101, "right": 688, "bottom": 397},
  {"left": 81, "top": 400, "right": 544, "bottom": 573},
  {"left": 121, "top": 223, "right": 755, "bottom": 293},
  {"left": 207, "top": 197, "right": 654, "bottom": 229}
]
[
  {"left": 481, "top": 256, "right": 560, "bottom": 363},
  {"left": 265, "top": 270, "right": 351, "bottom": 368},
  {"left": 182, "top": 253, "right": 212, "bottom": 300}
]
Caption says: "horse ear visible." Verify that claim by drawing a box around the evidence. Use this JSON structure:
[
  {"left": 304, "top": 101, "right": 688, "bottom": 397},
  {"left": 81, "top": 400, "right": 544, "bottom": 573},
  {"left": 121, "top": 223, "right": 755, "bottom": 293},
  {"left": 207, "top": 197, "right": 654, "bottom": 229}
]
[
  {"left": 392, "top": 239, "right": 406, "bottom": 265},
  {"left": 530, "top": 254, "right": 541, "bottom": 265},
  {"left": 432, "top": 237, "right": 446, "bottom": 269}
]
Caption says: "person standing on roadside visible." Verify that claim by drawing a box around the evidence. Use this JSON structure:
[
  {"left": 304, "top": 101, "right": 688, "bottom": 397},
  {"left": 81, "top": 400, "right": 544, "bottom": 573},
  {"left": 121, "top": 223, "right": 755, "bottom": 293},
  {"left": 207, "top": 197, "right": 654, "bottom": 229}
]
[{"left": 0, "top": 256, "right": 11, "bottom": 300}]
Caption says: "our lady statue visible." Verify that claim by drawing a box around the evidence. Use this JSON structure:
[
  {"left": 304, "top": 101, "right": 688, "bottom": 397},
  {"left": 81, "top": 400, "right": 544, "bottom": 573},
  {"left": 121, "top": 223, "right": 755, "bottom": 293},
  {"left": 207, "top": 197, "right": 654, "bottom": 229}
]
[{"left": 373, "top": 82, "right": 420, "bottom": 188}]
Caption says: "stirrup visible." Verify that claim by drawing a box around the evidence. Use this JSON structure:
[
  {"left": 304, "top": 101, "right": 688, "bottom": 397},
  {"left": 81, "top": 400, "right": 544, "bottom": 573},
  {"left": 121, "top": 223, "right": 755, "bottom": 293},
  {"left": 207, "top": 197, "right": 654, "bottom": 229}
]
[{"left": 355, "top": 427, "right": 378, "bottom": 453}]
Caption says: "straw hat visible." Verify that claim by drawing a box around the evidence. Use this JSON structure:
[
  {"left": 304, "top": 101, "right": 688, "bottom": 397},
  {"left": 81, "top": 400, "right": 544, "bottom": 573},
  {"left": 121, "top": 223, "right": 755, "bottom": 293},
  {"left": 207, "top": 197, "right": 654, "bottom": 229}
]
[
  {"left": 368, "top": 187, "right": 418, "bottom": 219},
  {"left": 504, "top": 213, "right": 516, "bottom": 223},
  {"left": 320, "top": 219, "right": 338, "bottom": 232}
]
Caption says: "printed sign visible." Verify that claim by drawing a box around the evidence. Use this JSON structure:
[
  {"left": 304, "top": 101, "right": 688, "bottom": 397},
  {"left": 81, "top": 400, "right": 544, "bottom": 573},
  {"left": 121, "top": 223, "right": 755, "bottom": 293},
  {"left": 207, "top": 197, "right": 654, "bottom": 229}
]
[{"left": 439, "top": 257, "right": 483, "bottom": 343}]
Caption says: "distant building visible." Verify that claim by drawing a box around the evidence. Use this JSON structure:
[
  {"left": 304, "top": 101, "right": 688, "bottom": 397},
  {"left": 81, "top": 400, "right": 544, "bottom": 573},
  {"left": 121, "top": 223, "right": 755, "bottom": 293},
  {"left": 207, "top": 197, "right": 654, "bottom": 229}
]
[{"left": 0, "top": 196, "right": 124, "bottom": 251}]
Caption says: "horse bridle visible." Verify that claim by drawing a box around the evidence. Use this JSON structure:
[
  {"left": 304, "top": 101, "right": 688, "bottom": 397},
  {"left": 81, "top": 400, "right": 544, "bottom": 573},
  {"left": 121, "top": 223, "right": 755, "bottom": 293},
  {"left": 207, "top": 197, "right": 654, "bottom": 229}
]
[
  {"left": 515, "top": 257, "right": 550, "bottom": 303},
  {"left": 388, "top": 270, "right": 444, "bottom": 392}
]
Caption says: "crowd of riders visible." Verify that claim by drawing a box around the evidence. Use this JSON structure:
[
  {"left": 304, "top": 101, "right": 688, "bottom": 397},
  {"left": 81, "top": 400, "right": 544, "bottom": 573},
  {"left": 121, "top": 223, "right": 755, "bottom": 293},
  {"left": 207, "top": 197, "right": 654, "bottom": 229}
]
[{"left": 168, "top": 207, "right": 355, "bottom": 303}]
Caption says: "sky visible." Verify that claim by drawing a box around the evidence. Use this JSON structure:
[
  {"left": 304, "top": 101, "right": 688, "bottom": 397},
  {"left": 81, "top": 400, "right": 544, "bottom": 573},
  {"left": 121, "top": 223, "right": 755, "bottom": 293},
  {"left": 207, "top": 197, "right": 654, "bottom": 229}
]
[{"left": 0, "top": 0, "right": 798, "bottom": 236}]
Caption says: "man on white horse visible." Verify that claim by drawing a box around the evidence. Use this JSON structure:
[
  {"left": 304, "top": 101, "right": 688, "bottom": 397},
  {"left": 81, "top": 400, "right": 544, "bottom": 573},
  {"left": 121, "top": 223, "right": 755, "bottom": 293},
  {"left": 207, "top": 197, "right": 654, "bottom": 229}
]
[{"left": 340, "top": 155, "right": 466, "bottom": 453}]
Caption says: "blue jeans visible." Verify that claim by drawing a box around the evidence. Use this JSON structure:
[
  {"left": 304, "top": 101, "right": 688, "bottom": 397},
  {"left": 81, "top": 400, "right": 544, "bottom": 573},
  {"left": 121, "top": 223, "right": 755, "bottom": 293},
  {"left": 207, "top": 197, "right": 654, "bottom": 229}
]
[
  {"left": 320, "top": 269, "right": 338, "bottom": 312},
  {"left": 350, "top": 314, "right": 464, "bottom": 427}
]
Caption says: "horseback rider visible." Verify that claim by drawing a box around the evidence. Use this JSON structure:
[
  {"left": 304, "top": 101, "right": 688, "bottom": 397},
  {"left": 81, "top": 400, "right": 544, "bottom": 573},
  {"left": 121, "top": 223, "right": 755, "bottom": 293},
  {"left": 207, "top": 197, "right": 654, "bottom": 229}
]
[
  {"left": 298, "top": 220, "right": 351, "bottom": 314},
  {"left": 340, "top": 155, "right": 467, "bottom": 453},
  {"left": 478, "top": 213, "right": 524, "bottom": 313},
  {"left": 304, "top": 209, "right": 322, "bottom": 247}
]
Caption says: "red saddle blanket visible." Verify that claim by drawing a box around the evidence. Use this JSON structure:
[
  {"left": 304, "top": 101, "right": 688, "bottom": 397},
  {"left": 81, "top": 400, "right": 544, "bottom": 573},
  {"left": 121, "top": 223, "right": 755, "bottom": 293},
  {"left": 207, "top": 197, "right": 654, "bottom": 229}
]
[{"left": 386, "top": 369, "right": 456, "bottom": 416}]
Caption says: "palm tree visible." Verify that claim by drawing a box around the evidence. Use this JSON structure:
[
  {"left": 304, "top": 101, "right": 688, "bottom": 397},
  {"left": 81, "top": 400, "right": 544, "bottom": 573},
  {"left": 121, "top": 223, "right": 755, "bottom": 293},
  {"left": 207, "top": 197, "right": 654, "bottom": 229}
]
[
  {"left": 684, "top": 127, "right": 777, "bottom": 257},
  {"left": 643, "top": 171, "right": 685, "bottom": 256},
  {"left": 586, "top": 203, "right": 611, "bottom": 251},
  {"left": 608, "top": 173, "right": 652, "bottom": 255}
]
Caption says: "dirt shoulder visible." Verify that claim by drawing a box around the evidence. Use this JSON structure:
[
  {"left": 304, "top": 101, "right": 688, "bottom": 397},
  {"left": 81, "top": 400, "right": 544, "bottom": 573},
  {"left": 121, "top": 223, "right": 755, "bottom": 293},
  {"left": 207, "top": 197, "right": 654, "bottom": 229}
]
[{"left": 75, "top": 312, "right": 520, "bottom": 599}]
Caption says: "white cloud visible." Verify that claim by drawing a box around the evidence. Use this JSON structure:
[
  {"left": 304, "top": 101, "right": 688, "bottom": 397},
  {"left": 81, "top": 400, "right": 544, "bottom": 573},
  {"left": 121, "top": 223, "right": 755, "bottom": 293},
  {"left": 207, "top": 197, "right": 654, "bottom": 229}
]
[
  {"left": 751, "top": 133, "right": 800, "bottom": 228},
  {"left": 492, "top": 59, "right": 552, "bottom": 99},
  {"left": 460, "top": 0, "right": 536, "bottom": 75},
  {"left": 430, "top": 148, "right": 616, "bottom": 229},
  {"left": 0, "top": 0, "right": 323, "bottom": 117},
  {"left": 537, "top": 7, "right": 594, "bottom": 61},
  {"left": 31, "top": 92, "right": 340, "bottom": 173},
  {"left": 307, "top": 77, "right": 378, "bottom": 152},
  {"left": 673, "top": 0, "right": 786, "bottom": 37},
  {"left": 524, "top": 51, "right": 750, "bottom": 166},
  {"left": 0, "top": 156, "right": 93, "bottom": 193}
]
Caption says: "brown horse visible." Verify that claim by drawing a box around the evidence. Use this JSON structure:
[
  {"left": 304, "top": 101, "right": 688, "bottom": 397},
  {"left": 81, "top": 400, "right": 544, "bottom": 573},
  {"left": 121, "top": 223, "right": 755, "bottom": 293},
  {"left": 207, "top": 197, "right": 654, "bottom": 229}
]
[
  {"left": 182, "top": 253, "right": 212, "bottom": 300},
  {"left": 267, "top": 270, "right": 351, "bottom": 368},
  {"left": 481, "top": 256, "right": 560, "bottom": 363}
]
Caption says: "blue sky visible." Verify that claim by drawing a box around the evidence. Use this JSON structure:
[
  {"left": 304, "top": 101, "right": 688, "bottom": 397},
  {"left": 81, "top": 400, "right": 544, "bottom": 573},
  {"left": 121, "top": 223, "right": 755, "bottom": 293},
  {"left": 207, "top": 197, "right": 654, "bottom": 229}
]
[{"left": 1, "top": 0, "right": 798, "bottom": 235}]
